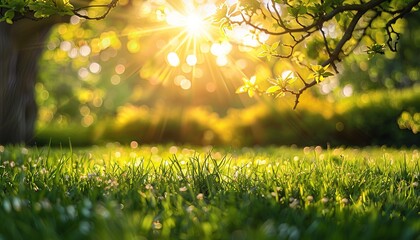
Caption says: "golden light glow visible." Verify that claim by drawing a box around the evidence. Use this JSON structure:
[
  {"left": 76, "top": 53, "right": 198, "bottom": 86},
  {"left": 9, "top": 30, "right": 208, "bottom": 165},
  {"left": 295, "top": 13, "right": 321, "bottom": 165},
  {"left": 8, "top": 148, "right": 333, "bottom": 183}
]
[
  {"left": 186, "top": 54, "right": 198, "bottom": 66},
  {"left": 185, "top": 13, "right": 205, "bottom": 35},
  {"left": 165, "top": 8, "right": 210, "bottom": 38},
  {"left": 167, "top": 52, "right": 180, "bottom": 67},
  {"left": 133, "top": 0, "right": 266, "bottom": 93}
]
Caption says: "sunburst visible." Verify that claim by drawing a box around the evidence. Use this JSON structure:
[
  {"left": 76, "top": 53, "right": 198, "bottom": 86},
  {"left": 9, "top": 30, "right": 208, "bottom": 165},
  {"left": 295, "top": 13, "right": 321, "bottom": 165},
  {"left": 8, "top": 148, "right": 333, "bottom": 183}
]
[{"left": 131, "top": 0, "right": 267, "bottom": 96}]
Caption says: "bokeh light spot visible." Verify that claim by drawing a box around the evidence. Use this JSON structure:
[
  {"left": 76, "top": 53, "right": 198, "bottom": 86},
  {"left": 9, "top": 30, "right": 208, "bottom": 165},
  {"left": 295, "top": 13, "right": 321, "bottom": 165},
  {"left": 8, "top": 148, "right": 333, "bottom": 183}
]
[
  {"left": 115, "top": 64, "right": 126, "bottom": 75},
  {"left": 167, "top": 52, "right": 180, "bottom": 67},
  {"left": 180, "top": 79, "right": 192, "bottom": 90},
  {"left": 89, "top": 62, "right": 102, "bottom": 74},
  {"left": 186, "top": 54, "right": 198, "bottom": 66}
]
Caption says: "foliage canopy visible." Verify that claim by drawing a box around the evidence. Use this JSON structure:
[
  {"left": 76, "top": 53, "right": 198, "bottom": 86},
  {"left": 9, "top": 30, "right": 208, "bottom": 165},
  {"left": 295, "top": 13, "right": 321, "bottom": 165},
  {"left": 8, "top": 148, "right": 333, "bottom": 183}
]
[
  {"left": 2, "top": 0, "right": 419, "bottom": 110},
  {"left": 214, "top": 0, "right": 420, "bottom": 108},
  {"left": 0, "top": 0, "right": 117, "bottom": 23}
]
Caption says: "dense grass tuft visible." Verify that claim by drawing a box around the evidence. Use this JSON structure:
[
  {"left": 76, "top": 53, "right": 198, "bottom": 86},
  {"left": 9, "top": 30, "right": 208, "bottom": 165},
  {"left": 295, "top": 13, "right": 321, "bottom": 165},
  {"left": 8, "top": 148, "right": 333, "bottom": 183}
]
[{"left": 0, "top": 145, "right": 419, "bottom": 239}]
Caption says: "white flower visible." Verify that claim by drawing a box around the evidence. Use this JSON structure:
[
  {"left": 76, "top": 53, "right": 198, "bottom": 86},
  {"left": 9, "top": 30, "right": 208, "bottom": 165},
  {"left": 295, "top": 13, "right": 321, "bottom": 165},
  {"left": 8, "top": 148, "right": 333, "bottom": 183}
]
[{"left": 196, "top": 193, "right": 204, "bottom": 200}]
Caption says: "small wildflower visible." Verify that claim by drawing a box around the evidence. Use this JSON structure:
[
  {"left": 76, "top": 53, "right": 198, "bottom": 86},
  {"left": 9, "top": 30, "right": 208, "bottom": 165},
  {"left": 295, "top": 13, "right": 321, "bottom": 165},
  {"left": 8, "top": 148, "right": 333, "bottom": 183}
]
[
  {"left": 412, "top": 182, "right": 419, "bottom": 188},
  {"left": 40, "top": 168, "right": 48, "bottom": 175},
  {"left": 321, "top": 197, "right": 329, "bottom": 204},
  {"left": 145, "top": 184, "right": 153, "bottom": 190},
  {"left": 196, "top": 193, "right": 204, "bottom": 200},
  {"left": 21, "top": 147, "right": 28, "bottom": 155},
  {"left": 9, "top": 161, "right": 15, "bottom": 168},
  {"left": 179, "top": 186, "right": 188, "bottom": 192},
  {"left": 152, "top": 220, "right": 162, "bottom": 230},
  {"left": 186, "top": 205, "right": 195, "bottom": 213},
  {"left": 289, "top": 198, "right": 299, "bottom": 209},
  {"left": 104, "top": 179, "right": 119, "bottom": 190},
  {"left": 88, "top": 173, "right": 97, "bottom": 178},
  {"left": 306, "top": 195, "right": 314, "bottom": 203},
  {"left": 255, "top": 159, "right": 267, "bottom": 165},
  {"left": 341, "top": 198, "right": 349, "bottom": 205}
]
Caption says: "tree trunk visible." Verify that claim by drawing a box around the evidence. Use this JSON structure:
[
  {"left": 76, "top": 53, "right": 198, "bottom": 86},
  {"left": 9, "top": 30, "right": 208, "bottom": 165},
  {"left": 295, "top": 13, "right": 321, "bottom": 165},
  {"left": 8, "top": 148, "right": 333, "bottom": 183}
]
[{"left": 0, "top": 19, "right": 55, "bottom": 145}]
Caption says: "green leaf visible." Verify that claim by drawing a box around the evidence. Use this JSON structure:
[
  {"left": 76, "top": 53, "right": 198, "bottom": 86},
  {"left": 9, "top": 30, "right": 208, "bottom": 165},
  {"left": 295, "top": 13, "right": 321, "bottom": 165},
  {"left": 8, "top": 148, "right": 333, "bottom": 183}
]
[
  {"left": 323, "top": 72, "right": 334, "bottom": 77},
  {"left": 214, "top": 4, "right": 228, "bottom": 22},
  {"left": 287, "top": 77, "right": 297, "bottom": 85},
  {"left": 55, "top": 0, "right": 66, "bottom": 8},
  {"left": 271, "top": 42, "right": 280, "bottom": 51},
  {"left": 236, "top": 86, "right": 246, "bottom": 94},
  {"left": 298, "top": 6, "right": 307, "bottom": 15},
  {"left": 248, "top": 89, "right": 255, "bottom": 98},
  {"left": 1, "top": 9, "right": 15, "bottom": 24},
  {"left": 261, "top": 44, "right": 270, "bottom": 51},
  {"left": 257, "top": 51, "right": 268, "bottom": 58},
  {"left": 266, "top": 86, "right": 281, "bottom": 93},
  {"left": 275, "top": 92, "right": 286, "bottom": 98},
  {"left": 311, "top": 64, "right": 322, "bottom": 72}
]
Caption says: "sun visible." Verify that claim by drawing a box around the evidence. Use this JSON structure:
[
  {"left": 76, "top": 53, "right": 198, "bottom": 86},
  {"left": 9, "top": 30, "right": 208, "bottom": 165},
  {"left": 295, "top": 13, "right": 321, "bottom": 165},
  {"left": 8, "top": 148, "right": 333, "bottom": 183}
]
[
  {"left": 164, "top": 6, "right": 212, "bottom": 38},
  {"left": 134, "top": 0, "right": 265, "bottom": 94},
  {"left": 185, "top": 13, "right": 206, "bottom": 36}
]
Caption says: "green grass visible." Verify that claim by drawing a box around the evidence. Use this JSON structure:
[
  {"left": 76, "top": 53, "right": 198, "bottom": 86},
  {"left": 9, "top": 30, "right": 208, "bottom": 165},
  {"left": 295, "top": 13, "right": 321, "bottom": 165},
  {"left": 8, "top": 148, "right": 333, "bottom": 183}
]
[{"left": 0, "top": 145, "right": 419, "bottom": 239}]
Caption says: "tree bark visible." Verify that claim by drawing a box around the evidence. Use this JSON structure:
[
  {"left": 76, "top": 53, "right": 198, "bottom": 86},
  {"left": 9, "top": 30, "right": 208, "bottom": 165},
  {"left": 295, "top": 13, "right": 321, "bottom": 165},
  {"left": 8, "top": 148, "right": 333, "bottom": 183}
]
[{"left": 0, "top": 19, "right": 55, "bottom": 145}]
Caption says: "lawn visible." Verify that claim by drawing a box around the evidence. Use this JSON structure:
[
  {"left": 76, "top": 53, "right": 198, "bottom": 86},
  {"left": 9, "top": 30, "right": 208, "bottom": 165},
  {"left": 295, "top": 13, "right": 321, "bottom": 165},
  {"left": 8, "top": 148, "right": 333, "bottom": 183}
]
[{"left": 0, "top": 144, "right": 419, "bottom": 239}]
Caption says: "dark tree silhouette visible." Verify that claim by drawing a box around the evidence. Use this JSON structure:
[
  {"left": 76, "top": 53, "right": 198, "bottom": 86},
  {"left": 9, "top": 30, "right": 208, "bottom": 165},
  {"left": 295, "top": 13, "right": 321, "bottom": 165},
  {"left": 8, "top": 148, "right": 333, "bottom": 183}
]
[{"left": 0, "top": 0, "right": 117, "bottom": 144}]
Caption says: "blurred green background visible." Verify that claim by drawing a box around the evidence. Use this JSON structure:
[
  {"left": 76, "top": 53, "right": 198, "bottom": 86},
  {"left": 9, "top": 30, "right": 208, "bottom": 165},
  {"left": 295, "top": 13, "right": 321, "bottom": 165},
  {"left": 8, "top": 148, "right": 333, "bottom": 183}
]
[{"left": 34, "top": 0, "right": 420, "bottom": 147}]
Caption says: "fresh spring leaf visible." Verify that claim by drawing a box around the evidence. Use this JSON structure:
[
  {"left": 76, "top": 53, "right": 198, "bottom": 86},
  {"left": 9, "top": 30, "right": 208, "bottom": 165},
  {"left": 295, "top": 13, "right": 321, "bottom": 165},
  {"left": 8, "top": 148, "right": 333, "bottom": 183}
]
[
  {"left": 1, "top": 9, "right": 15, "bottom": 24},
  {"left": 309, "top": 64, "right": 334, "bottom": 83},
  {"left": 28, "top": 0, "right": 74, "bottom": 19},
  {"left": 236, "top": 76, "right": 259, "bottom": 98},
  {"left": 258, "top": 42, "right": 280, "bottom": 61},
  {"left": 266, "top": 85, "right": 281, "bottom": 93},
  {"left": 366, "top": 43, "right": 385, "bottom": 59},
  {"left": 265, "top": 71, "right": 297, "bottom": 97},
  {"left": 213, "top": 4, "right": 228, "bottom": 23}
]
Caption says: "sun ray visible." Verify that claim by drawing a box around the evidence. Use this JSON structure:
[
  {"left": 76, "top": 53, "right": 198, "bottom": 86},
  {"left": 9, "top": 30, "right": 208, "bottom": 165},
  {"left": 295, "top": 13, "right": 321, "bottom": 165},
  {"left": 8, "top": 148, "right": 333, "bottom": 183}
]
[{"left": 106, "top": 0, "right": 270, "bottom": 108}]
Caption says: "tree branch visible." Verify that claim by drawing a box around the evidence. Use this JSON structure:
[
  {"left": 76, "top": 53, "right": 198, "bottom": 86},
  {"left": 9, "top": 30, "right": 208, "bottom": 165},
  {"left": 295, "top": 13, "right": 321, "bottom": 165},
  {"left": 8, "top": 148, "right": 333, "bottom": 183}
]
[
  {"left": 385, "top": 0, "right": 420, "bottom": 51},
  {"left": 73, "top": 0, "right": 119, "bottom": 20}
]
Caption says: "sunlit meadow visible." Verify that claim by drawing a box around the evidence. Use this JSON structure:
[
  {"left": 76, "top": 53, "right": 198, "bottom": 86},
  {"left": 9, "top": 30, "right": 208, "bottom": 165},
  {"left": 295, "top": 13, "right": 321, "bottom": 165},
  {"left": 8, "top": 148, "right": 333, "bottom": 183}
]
[
  {"left": 0, "top": 144, "right": 419, "bottom": 239},
  {"left": 7, "top": 0, "right": 419, "bottom": 239}
]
